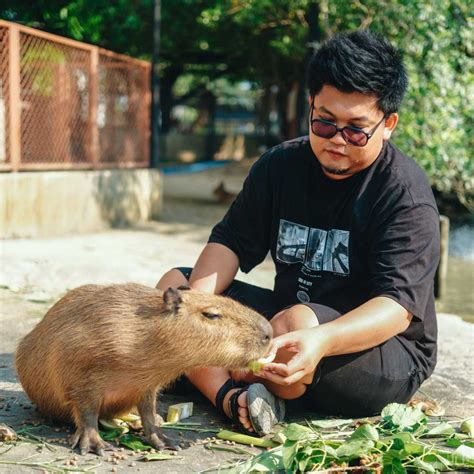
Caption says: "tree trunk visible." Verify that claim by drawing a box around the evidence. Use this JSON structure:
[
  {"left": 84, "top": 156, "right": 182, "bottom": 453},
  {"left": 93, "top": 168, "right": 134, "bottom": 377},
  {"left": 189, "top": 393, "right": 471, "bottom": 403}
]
[
  {"left": 286, "top": 80, "right": 300, "bottom": 139},
  {"left": 277, "top": 82, "right": 289, "bottom": 140},
  {"left": 159, "top": 65, "right": 182, "bottom": 133}
]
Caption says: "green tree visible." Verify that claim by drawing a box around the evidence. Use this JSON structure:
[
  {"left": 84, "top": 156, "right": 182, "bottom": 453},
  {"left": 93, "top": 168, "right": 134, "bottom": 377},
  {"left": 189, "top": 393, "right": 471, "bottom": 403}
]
[
  {"left": 2, "top": 0, "right": 472, "bottom": 206},
  {"left": 319, "top": 0, "right": 473, "bottom": 208}
]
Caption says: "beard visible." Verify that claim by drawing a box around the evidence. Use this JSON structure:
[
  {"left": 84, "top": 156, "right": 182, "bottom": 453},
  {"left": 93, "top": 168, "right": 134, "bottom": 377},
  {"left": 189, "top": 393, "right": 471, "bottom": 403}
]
[{"left": 321, "top": 164, "right": 352, "bottom": 176}]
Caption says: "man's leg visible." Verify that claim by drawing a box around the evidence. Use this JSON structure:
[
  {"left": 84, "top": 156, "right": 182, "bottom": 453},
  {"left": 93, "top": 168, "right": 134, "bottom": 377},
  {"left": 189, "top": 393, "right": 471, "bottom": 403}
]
[
  {"left": 229, "top": 304, "right": 325, "bottom": 428},
  {"left": 155, "top": 268, "right": 268, "bottom": 432}
]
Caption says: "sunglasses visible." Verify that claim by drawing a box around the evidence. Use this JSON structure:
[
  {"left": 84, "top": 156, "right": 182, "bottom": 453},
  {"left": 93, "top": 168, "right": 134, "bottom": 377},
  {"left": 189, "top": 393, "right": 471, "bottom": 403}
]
[{"left": 310, "top": 103, "right": 387, "bottom": 147}]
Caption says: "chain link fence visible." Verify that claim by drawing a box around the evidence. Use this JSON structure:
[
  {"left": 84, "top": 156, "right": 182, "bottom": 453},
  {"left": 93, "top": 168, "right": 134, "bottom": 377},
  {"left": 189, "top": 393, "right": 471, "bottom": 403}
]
[{"left": 0, "top": 20, "right": 150, "bottom": 171}]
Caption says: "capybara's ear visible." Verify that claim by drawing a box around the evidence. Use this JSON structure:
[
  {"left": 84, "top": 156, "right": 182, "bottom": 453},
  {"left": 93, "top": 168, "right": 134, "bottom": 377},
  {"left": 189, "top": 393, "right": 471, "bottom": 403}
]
[
  {"left": 177, "top": 285, "right": 191, "bottom": 291},
  {"left": 163, "top": 287, "right": 182, "bottom": 313}
]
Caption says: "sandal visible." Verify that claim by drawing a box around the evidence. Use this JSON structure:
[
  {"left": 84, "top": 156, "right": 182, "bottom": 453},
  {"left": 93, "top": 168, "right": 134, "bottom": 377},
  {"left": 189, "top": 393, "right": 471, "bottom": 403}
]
[{"left": 215, "top": 379, "right": 285, "bottom": 436}]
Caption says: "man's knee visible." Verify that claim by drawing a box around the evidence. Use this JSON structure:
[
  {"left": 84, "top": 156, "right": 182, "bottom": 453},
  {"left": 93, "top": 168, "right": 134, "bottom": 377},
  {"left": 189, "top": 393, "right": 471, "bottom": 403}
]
[
  {"left": 155, "top": 268, "right": 189, "bottom": 290},
  {"left": 270, "top": 304, "right": 319, "bottom": 336}
]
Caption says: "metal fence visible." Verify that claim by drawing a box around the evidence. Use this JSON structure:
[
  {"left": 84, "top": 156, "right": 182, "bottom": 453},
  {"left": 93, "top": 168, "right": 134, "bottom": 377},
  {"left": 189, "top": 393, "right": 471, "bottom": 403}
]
[{"left": 0, "top": 20, "right": 151, "bottom": 171}]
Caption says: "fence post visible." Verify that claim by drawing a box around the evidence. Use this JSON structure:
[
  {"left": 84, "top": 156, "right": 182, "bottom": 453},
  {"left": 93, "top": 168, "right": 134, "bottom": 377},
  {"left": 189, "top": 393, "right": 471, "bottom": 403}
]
[
  {"left": 8, "top": 24, "right": 21, "bottom": 171},
  {"left": 88, "top": 46, "right": 99, "bottom": 167},
  {"left": 434, "top": 215, "right": 450, "bottom": 300}
]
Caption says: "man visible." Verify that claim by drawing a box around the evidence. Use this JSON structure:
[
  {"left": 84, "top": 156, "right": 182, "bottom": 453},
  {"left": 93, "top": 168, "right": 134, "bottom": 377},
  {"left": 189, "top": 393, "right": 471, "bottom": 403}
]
[{"left": 157, "top": 30, "right": 440, "bottom": 435}]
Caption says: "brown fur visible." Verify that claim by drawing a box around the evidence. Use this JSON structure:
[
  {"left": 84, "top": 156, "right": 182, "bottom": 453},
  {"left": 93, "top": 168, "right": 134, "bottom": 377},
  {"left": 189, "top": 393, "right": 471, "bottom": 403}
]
[{"left": 15, "top": 284, "right": 272, "bottom": 453}]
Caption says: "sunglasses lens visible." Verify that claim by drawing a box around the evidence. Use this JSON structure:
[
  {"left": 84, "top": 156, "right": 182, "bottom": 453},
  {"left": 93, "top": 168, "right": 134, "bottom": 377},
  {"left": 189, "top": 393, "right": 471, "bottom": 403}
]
[
  {"left": 343, "top": 128, "right": 368, "bottom": 146},
  {"left": 312, "top": 120, "right": 336, "bottom": 138}
]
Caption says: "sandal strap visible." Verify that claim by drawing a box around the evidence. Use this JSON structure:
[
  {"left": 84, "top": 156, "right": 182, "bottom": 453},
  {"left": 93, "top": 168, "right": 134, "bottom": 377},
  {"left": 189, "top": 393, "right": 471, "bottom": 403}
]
[
  {"left": 215, "top": 378, "right": 246, "bottom": 418},
  {"left": 227, "top": 386, "right": 248, "bottom": 424}
]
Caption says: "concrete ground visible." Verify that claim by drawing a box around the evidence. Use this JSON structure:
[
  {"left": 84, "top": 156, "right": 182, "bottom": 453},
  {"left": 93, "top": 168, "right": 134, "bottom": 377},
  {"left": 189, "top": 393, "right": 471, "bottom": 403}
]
[{"left": 0, "top": 162, "right": 473, "bottom": 473}]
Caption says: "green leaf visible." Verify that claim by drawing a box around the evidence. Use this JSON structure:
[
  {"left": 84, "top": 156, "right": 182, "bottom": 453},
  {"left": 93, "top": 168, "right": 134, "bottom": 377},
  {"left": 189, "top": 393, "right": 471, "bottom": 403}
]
[
  {"left": 99, "top": 429, "right": 123, "bottom": 440},
  {"left": 411, "top": 457, "right": 437, "bottom": 473},
  {"left": 403, "top": 442, "right": 425, "bottom": 456},
  {"left": 311, "top": 418, "right": 353, "bottom": 429},
  {"left": 445, "top": 438, "right": 462, "bottom": 448},
  {"left": 382, "top": 452, "right": 408, "bottom": 473},
  {"left": 381, "top": 403, "right": 427, "bottom": 431},
  {"left": 281, "top": 423, "right": 313, "bottom": 441},
  {"left": 349, "top": 424, "right": 379, "bottom": 441},
  {"left": 454, "top": 444, "right": 474, "bottom": 462},
  {"left": 296, "top": 446, "right": 314, "bottom": 472},
  {"left": 424, "top": 450, "right": 474, "bottom": 470},
  {"left": 422, "top": 453, "right": 454, "bottom": 471},
  {"left": 424, "top": 422, "right": 455, "bottom": 437},
  {"left": 226, "top": 448, "right": 284, "bottom": 473},
  {"left": 335, "top": 439, "right": 374, "bottom": 459},
  {"left": 282, "top": 440, "right": 299, "bottom": 469},
  {"left": 446, "top": 438, "right": 474, "bottom": 449},
  {"left": 117, "top": 434, "right": 153, "bottom": 451},
  {"left": 324, "top": 444, "right": 338, "bottom": 458},
  {"left": 461, "top": 417, "right": 474, "bottom": 438},
  {"left": 389, "top": 432, "right": 416, "bottom": 444},
  {"left": 383, "top": 432, "right": 424, "bottom": 457}
]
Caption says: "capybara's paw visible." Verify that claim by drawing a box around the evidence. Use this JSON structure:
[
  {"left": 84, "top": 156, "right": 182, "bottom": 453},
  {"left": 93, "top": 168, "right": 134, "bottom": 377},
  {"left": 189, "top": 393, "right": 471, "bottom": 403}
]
[
  {"left": 147, "top": 428, "right": 177, "bottom": 451},
  {"left": 70, "top": 428, "right": 112, "bottom": 456}
]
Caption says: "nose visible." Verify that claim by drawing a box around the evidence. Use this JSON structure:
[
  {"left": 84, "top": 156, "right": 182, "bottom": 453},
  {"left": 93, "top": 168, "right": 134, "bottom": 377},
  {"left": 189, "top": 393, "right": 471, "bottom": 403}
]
[
  {"left": 259, "top": 320, "right": 273, "bottom": 344},
  {"left": 329, "top": 130, "right": 347, "bottom": 146}
]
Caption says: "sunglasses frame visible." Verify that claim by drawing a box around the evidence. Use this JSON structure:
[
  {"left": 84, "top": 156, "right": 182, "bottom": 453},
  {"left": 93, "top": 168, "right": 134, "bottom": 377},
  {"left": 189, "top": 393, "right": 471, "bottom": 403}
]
[{"left": 310, "top": 102, "right": 387, "bottom": 147}]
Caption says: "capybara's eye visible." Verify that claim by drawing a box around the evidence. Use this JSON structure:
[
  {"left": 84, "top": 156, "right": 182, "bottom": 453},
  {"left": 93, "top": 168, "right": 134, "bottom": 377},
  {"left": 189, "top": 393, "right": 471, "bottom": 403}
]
[{"left": 201, "top": 311, "right": 222, "bottom": 320}]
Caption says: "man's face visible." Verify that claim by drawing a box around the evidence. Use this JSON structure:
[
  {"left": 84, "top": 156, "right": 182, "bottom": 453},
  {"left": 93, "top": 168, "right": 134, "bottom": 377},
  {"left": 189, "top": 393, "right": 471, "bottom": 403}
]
[{"left": 309, "top": 85, "right": 398, "bottom": 180}]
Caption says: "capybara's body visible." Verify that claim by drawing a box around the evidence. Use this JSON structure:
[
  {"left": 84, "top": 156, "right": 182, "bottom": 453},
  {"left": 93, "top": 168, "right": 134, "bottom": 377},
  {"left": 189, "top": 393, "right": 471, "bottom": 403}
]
[{"left": 15, "top": 284, "right": 272, "bottom": 454}]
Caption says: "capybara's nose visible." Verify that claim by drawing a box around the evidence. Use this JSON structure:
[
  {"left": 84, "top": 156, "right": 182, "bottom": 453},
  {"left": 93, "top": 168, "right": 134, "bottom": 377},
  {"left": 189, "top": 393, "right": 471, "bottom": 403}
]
[{"left": 259, "top": 320, "right": 273, "bottom": 344}]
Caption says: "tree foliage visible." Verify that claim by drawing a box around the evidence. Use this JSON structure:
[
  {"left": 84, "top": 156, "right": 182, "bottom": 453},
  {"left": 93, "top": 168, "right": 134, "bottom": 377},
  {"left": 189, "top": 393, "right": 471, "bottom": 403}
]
[
  {"left": 320, "top": 0, "right": 473, "bottom": 209},
  {"left": 1, "top": 0, "right": 472, "bottom": 206}
]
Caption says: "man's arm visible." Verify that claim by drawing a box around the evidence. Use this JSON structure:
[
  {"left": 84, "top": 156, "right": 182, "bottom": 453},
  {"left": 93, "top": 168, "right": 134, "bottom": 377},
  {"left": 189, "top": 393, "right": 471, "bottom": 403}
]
[
  {"left": 260, "top": 297, "right": 412, "bottom": 386},
  {"left": 188, "top": 243, "right": 240, "bottom": 294},
  {"left": 318, "top": 296, "right": 412, "bottom": 355}
]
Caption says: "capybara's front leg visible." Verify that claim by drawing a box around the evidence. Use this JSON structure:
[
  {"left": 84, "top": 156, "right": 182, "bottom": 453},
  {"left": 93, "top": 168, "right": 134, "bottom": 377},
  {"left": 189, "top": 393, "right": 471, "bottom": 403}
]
[
  {"left": 70, "top": 401, "right": 112, "bottom": 456},
  {"left": 137, "top": 388, "right": 175, "bottom": 450}
]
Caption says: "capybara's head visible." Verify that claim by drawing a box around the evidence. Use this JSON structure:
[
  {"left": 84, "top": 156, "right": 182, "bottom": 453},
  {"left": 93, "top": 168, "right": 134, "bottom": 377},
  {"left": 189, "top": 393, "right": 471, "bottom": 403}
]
[{"left": 161, "top": 286, "right": 273, "bottom": 369}]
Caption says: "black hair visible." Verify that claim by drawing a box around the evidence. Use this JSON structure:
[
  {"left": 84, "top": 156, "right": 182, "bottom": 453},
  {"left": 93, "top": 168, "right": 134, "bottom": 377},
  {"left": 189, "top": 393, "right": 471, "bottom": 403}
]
[{"left": 307, "top": 30, "right": 408, "bottom": 114}]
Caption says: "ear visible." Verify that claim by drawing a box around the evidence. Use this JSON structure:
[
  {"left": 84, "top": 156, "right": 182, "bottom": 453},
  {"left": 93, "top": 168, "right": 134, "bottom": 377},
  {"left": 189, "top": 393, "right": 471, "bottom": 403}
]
[
  {"left": 382, "top": 113, "right": 399, "bottom": 140},
  {"left": 308, "top": 95, "right": 313, "bottom": 106},
  {"left": 163, "top": 287, "right": 182, "bottom": 313}
]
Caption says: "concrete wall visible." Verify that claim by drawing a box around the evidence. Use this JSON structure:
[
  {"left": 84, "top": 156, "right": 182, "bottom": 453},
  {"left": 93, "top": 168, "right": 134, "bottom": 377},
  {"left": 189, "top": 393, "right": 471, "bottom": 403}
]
[{"left": 0, "top": 169, "right": 163, "bottom": 238}]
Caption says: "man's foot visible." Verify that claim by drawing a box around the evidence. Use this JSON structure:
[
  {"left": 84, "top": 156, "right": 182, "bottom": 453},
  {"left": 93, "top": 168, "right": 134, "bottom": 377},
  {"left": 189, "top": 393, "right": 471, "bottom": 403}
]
[
  {"left": 215, "top": 380, "right": 285, "bottom": 436},
  {"left": 223, "top": 388, "right": 254, "bottom": 432}
]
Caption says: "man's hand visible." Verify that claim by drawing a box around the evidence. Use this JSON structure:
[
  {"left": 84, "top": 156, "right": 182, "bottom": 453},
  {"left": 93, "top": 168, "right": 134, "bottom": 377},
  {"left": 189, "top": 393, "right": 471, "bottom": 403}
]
[
  {"left": 258, "top": 328, "right": 330, "bottom": 386},
  {"left": 257, "top": 297, "right": 411, "bottom": 387}
]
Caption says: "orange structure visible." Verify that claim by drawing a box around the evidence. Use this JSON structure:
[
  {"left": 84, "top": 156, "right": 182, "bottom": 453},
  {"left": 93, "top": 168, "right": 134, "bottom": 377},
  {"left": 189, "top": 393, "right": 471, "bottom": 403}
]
[{"left": 0, "top": 20, "right": 151, "bottom": 171}]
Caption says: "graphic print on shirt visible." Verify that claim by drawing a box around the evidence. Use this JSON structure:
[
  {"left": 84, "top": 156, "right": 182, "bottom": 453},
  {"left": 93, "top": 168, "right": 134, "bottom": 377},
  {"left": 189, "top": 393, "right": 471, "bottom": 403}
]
[
  {"left": 276, "top": 219, "right": 350, "bottom": 275},
  {"left": 276, "top": 220, "right": 309, "bottom": 264}
]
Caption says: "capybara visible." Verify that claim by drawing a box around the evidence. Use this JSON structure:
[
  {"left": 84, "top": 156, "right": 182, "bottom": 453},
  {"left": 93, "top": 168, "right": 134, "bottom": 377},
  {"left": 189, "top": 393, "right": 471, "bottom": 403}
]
[{"left": 15, "top": 284, "right": 273, "bottom": 455}]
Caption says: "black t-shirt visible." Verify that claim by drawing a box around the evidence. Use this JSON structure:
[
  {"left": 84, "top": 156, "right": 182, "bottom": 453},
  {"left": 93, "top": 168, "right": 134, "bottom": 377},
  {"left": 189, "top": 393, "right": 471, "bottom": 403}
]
[{"left": 209, "top": 136, "right": 440, "bottom": 377}]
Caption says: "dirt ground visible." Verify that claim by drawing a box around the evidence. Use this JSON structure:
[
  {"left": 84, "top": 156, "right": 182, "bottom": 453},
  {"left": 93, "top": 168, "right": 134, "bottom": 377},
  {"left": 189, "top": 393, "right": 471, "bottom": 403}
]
[{"left": 0, "top": 162, "right": 473, "bottom": 473}]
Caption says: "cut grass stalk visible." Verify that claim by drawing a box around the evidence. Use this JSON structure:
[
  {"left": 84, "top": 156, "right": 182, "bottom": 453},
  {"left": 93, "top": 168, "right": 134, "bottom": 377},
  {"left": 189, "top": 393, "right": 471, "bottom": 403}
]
[
  {"left": 0, "top": 459, "right": 101, "bottom": 472},
  {"left": 18, "top": 432, "right": 56, "bottom": 451},
  {"left": 161, "top": 421, "right": 203, "bottom": 426},
  {"left": 217, "top": 429, "right": 277, "bottom": 448},
  {"left": 161, "top": 425, "right": 220, "bottom": 433},
  {"left": 205, "top": 442, "right": 256, "bottom": 456}
]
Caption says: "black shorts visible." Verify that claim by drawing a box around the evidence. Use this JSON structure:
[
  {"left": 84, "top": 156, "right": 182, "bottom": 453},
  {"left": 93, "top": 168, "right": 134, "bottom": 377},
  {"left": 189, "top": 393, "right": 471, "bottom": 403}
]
[{"left": 175, "top": 267, "right": 422, "bottom": 417}]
